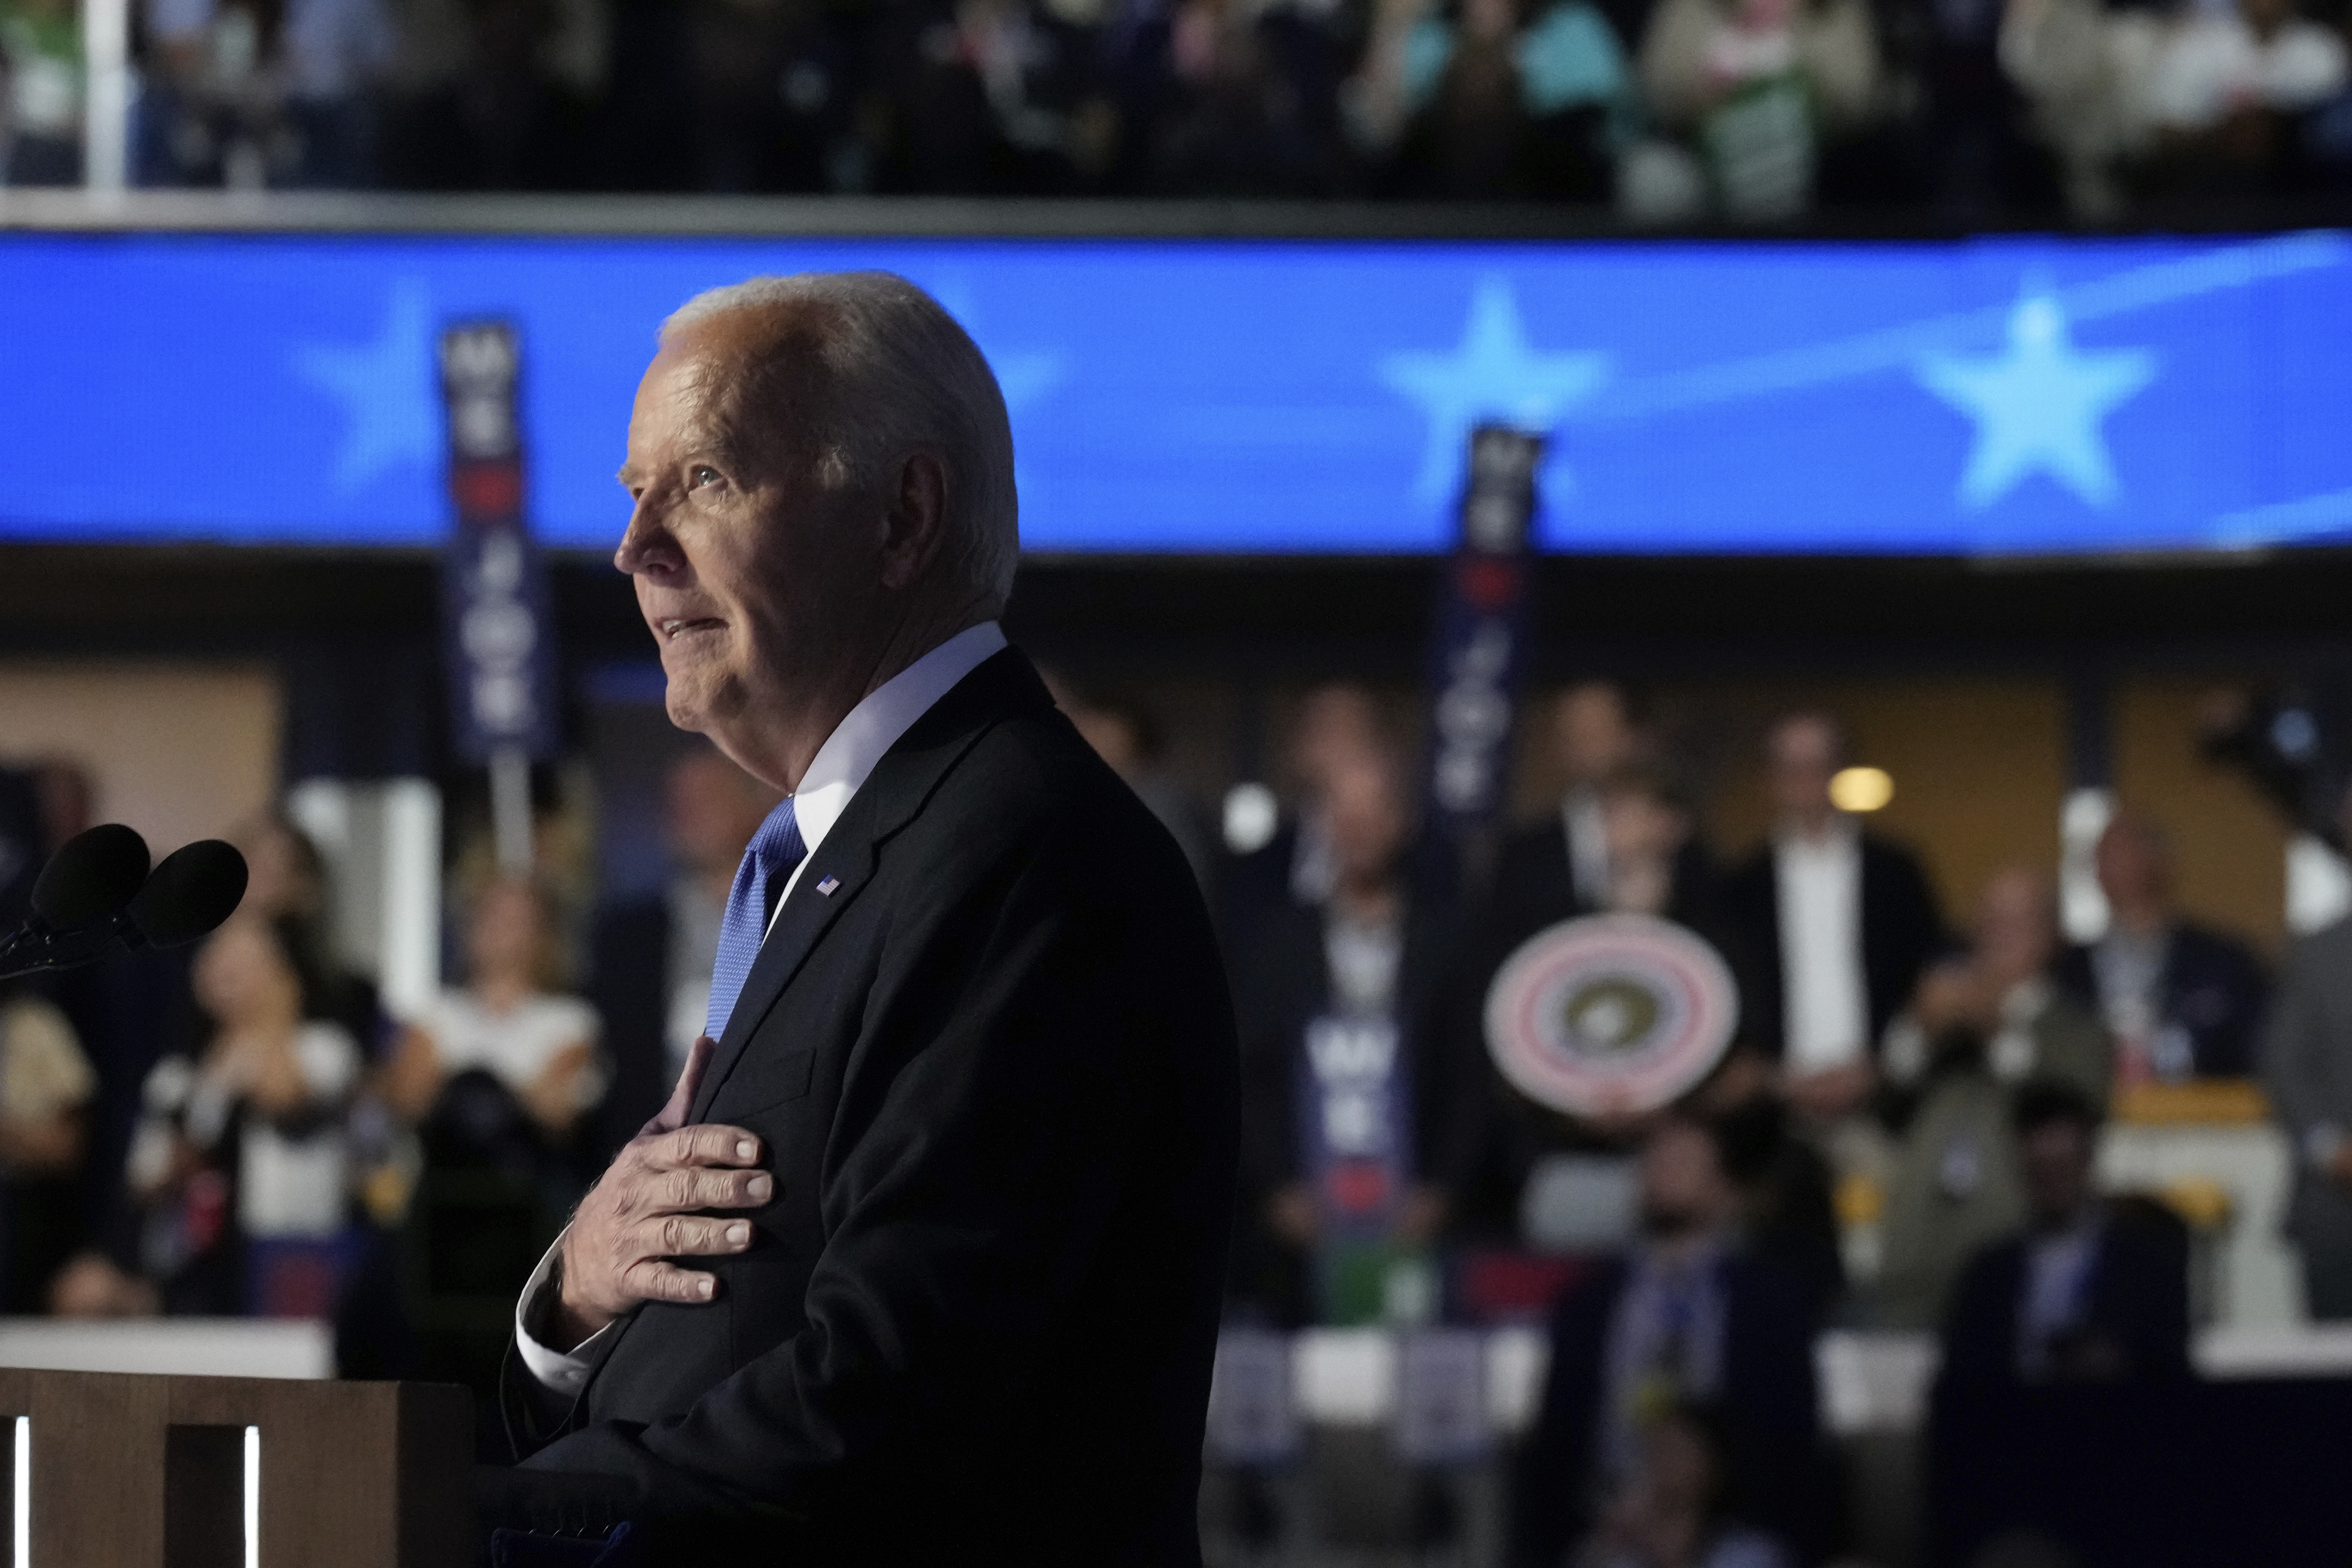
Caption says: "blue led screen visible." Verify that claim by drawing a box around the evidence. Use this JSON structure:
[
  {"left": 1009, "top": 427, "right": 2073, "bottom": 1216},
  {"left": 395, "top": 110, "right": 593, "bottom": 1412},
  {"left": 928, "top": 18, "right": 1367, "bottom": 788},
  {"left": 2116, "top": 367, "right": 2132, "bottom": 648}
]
[{"left": 5, "top": 229, "right": 2350, "bottom": 554}]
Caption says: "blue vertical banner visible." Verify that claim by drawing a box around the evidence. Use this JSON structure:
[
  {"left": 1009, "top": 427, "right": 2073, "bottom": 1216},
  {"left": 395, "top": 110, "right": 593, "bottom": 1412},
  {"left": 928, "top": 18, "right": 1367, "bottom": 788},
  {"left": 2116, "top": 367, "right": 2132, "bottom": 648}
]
[
  {"left": 1420, "top": 425, "right": 1542, "bottom": 900},
  {"left": 438, "top": 321, "right": 558, "bottom": 767}
]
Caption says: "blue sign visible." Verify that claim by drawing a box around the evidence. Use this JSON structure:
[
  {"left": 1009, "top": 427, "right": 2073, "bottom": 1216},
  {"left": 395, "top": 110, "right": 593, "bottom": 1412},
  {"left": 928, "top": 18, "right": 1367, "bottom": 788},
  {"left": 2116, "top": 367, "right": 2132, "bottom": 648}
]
[{"left": 4, "top": 230, "right": 2351, "bottom": 555}]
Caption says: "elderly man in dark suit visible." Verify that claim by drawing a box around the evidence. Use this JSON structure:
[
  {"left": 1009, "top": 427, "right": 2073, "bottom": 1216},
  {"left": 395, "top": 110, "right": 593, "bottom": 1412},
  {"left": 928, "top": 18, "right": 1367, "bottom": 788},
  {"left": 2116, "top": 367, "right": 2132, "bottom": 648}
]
[{"left": 477, "top": 272, "right": 1239, "bottom": 1563}]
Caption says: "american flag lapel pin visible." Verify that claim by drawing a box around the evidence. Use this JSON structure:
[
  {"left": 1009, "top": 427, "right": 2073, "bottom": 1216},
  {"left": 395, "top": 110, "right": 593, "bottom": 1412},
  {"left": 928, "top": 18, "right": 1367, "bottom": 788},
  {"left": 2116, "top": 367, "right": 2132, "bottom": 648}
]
[{"left": 816, "top": 875, "right": 841, "bottom": 896}]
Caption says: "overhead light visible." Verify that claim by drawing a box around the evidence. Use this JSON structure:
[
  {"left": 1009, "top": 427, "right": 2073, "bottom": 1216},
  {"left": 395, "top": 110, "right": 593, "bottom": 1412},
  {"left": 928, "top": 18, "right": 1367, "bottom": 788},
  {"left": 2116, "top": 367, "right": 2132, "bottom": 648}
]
[{"left": 1831, "top": 766, "right": 1895, "bottom": 813}]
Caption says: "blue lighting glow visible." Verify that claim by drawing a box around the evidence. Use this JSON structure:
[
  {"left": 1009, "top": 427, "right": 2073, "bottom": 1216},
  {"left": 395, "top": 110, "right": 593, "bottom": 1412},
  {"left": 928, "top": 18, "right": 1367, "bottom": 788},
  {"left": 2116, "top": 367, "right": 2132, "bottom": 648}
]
[{"left": 3, "top": 229, "right": 2349, "bottom": 555}]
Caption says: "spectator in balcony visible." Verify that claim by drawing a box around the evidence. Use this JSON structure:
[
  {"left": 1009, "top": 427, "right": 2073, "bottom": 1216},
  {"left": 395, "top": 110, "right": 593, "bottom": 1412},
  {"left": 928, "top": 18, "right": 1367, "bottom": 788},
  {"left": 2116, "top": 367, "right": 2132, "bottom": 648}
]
[
  {"left": 2051, "top": 812, "right": 2268, "bottom": 1086},
  {"left": 874, "top": 0, "right": 1114, "bottom": 193},
  {"left": 589, "top": 746, "right": 778, "bottom": 1161},
  {"left": 1349, "top": 0, "right": 1633, "bottom": 200},
  {"left": 1489, "top": 681, "right": 1651, "bottom": 944},
  {"left": 1996, "top": 0, "right": 2159, "bottom": 219},
  {"left": 277, "top": 0, "right": 395, "bottom": 184},
  {"left": 378, "top": 0, "right": 598, "bottom": 189},
  {"left": 1231, "top": 751, "right": 1480, "bottom": 1326},
  {"left": 1723, "top": 712, "right": 1943, "bottom": 1135},
  {"left": 682, "top": 0, "right": 863, "bottom": 193},
  {"left": 124, "top": 914, "right": 362, "bottom": 1317},
  {"left": 1936, "top": 1079, "right": 2190, "bottom": 1387},
  {"left": 1103, "top": 0, "right": 1351, "bottom": 194},
  {"left": 2134, "top": 0, "right": 2346, "bottom": 193},
  {"left": 2260, "top": 810, "right": 2352, "bottom": 1318},
  {"left": 134, "top": 0, "right": 282, "bottom": 186},
  {"left": 1511, "top": 1113, "right": 1832, "bottom": 1568},
  {"left": 1633, "top": 0, "right": 1881, "bottom": 218},
  {"left": 0, "top": 0, "right": 83, "bottom": 184},
  {"left": 1876, "top": 867, "right": 2110, "bottom": 1329},
  {"left": 384, "top": 875, "right": 602, "bottom": 1150}
]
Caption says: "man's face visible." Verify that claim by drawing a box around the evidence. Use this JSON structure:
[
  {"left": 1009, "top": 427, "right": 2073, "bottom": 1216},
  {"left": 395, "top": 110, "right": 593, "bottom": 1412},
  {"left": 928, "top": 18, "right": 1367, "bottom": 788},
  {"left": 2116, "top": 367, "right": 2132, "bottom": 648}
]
[
  {"left": 1765, "top": 717, "right": 1839, "bottom": 822},
  {"left": 2094, "top": 820, "right": 2169, "bottom": 913},
  {"left": 1321, "top": 760, "right": 1408, "bottom": 887},
  {"left": 2021, "top": 1118, "right": 2094, "bottom": 1227},
  {"left": 1974, "top": 868, "right": 2056, "bottom": 984},
  {"left": 1554, "top": 684, "right": 1634, "bottom": 785},
  {"left": 615, "top": 314, "right": 886, "bottom": 780}
]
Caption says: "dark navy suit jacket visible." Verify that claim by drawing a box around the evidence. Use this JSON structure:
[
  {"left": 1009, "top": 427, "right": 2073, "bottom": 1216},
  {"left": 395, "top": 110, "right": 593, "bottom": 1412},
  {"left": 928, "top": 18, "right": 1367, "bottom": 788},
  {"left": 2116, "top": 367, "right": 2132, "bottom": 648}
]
[{"left": 486, "top": 648, "right": 1239, "bottom": 1565}]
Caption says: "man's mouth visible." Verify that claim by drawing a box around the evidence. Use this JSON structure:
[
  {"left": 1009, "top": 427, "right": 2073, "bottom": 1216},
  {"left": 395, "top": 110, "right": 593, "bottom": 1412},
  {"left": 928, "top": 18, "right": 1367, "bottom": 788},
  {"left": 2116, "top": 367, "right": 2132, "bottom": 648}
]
[{"left": 658, "top": 616, "right": 725, "bottom": 642}]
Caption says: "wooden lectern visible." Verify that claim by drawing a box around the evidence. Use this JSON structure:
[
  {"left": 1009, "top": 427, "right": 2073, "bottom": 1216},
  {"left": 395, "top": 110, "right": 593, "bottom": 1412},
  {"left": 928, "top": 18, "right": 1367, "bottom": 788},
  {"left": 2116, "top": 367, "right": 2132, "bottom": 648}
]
[{"left": 0, "top": 1368, "right": 471, "bottom": 1568}]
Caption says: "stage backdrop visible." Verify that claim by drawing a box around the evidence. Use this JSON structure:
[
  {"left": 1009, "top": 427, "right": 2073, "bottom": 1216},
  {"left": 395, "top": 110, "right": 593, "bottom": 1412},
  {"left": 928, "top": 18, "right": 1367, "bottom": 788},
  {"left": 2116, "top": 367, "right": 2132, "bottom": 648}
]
[{"left": 6, "top": 229, "right": 2350, "bottom": 555}]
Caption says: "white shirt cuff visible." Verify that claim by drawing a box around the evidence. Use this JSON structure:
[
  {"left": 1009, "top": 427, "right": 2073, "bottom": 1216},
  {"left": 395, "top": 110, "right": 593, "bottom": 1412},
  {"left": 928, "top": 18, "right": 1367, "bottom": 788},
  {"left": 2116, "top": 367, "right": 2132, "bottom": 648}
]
[
  {"left": 2305, "top": 1124, "right": 2347, "bottom": 1173},
  {"left": 513, "top": 1231, "right": 612, "bottom": 1395}
]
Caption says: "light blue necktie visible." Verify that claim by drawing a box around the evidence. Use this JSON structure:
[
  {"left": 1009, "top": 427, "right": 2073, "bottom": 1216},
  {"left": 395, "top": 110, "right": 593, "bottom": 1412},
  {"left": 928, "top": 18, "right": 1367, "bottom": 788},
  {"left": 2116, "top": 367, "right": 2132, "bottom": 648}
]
[{"left": 705, "top": 797, "right": 807, "bottom": 1041}]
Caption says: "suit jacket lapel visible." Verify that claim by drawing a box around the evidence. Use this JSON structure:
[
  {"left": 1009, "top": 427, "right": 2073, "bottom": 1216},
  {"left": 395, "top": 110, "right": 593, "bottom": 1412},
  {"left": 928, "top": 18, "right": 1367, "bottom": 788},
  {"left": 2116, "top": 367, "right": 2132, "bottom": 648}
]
[{"left": 686, "top": 647, "right": 1051, "bottom": 1123}]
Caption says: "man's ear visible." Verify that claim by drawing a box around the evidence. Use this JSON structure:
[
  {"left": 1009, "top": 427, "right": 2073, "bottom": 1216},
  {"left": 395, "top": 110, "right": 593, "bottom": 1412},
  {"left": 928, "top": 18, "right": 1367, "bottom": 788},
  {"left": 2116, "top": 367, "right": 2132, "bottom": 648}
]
[{"left": 878, "top": 449, "right": 950, "bottom": 590}]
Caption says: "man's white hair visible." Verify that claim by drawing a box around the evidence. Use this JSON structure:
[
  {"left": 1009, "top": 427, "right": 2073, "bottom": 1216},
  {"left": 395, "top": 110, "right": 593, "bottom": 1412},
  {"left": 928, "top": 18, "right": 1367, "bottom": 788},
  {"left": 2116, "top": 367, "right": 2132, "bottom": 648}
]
[{"left": 664, "top": 271, "right": 1019, "bottom": 616}]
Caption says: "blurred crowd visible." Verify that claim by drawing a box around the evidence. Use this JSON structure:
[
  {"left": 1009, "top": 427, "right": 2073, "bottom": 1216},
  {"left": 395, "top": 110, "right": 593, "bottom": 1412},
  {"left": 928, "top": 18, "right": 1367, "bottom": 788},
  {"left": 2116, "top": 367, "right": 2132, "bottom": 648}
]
[
  {"left": 5, "top": 0, "right": 2352, "bottom": 218},
  {"left": 0, "top": 670, "right": 2346, "bottom": 1566}
]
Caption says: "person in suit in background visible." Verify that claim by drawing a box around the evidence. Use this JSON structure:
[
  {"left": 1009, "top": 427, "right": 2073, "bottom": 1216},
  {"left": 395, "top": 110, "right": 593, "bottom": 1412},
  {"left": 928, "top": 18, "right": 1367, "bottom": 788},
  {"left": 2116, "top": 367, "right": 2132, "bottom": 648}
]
[
  {"left": 480, "top": 270, "right": 1237, "bottom": 1563},
  {"left": 1231, "top": 750, "right": 1481, "bottom": 1325},
  {"left": 2261, "top": 805, "right": 2352, "bottom": 1318},
  {"left": 1876, "top": 868, "right": 2110, "bottom": 1330},
  {"left": 1222, "top": 681, "right": 1389, "bottom": 948},
  {"left": 2051, "top": 812, "right": 2268, "bottom": 1085},
  {"left": 1511, "top": 1114, "right": 1834, "bottom": 1568},
  {"left": 1724, "top": 712, "right": 1944, "bottom": 1128},
  {"left": 1057, "top": 682, "right": 1219, "bottom": 894},
  {"left": 587, "top": 747, "right": 778, "bottom": 1158},
  {"left": 1489, "top": 681, "right": 1651, "bottom": 944},
  {"left": 1935, "top": 1080, "right": 2190, "bottom": 1390}
]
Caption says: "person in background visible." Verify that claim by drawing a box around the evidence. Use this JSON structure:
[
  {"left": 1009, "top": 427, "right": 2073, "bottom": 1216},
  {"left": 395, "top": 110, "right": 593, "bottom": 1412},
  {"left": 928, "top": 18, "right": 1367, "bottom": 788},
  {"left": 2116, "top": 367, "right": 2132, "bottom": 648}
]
[
  {"left": 2260, "top": 805, "right": 2352, "bottom": 1318},
  {"left": 124, "top": 915, "right": 361, "bottom": 1317},
  {"left": 1511, "top": 1114, "right": 1832, "bottom": 1568},
  {"left": 1576, "top": 1401, "right": 1792, "bottom": 1568},
  {"left": 1724, "top": 712, "right": 1943, "bottom": 1133},
  {"left": 1692, "top": 1046, "right": 1844, "bottom": 1323},
  {"left": 0, "top": 0, "right": 83, "bottom": 184},
  {"left": 1061, "top": 684, "right": 1218, "bottom": 892},
  {"left": 1876, "top": 867, "right": 2109, "bottom": 1329},
  {"left": 1222, "top": 681, "right": 1391, "bottom": 945},
  {"left": 385, "top": 875, "right": 601, "bottom": 1148},
  {"left": 1635, "top": 0, "right": 1880, "bottom": 218},
  {"left": 231, "top": 807, "right": 389, "bottom": 1057},
  {"left": 873, "top": 0, "right": 1113, "bottom": 194},
  {"left": 0, "top": 985, "right": 95, "bottom": 1311},
  {"left": 1935, "top": 1079, "right": 2189, "bottom": 1390},
  {"left": 1349, "top": 0, "right": 1634, "bottom": 200},
  {"left": 2135, "top": 0, "right": 2345, "bottom": 192},
  {"left": 1232, "top": 752, "right": 1478, "bottom": 1325},
  {"left": 278, "top": 0, "right": 395, "bottom": 184},
  {"left": 589, "top": 747, "right": 778, "bottom": 1158},
  {"left": 1101, "top": 0, "right": 1351, "bottom": 195},
  {"left": 1491, "top": 681, "right": 1651, "bottom": 942},
  {"left": 2051, "top": 812, "right": 2268, "bottom": 1084}
]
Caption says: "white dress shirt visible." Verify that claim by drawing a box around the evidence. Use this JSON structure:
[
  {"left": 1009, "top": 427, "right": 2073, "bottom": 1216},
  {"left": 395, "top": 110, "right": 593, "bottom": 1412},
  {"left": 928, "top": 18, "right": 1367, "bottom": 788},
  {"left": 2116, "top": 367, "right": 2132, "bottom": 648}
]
[
  {"left": 1563, "top": 787, "right": 1610, "bottom": 908},
  {"left": 514, "top": 620, "right": 1009, "bottom": 1393},
  {"left": 1775, "top": 821, "right": 1871, "bottom": 1075}
]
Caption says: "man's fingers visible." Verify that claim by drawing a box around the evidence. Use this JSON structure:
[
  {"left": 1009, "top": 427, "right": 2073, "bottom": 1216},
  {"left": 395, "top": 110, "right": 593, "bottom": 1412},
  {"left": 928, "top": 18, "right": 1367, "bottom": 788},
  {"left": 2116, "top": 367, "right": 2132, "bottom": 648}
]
[
  {"left": 642, "top": 1035, "right": 717, "bottom": 1138},
  {"left": 621, "top": 1259, "right": 724, "bottom": 1305},
  {"left": 658, "top": 1164, "right": 774, "bottom": 1212},
  {"left": 636, "top": 1212, "right": 757, "bottom": 1259},
  {"left": 641, "top": 1122, "right": 765, "bottom": 1171}
]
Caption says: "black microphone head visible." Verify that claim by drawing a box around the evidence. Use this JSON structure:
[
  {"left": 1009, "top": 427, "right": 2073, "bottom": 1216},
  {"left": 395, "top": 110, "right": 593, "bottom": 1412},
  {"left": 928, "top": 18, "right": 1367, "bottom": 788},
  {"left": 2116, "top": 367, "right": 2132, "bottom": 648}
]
[
  {"left": 30, "top": 824, "right": 151, "bottom": 929},
  {"left": 129, "top": 840, "right": 250, "bottom": 948}
]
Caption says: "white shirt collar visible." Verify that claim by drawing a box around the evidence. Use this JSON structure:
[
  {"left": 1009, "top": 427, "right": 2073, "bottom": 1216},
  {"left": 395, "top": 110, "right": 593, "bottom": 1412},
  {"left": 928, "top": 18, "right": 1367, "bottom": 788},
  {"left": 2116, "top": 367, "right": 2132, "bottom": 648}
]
[{"left": 769, "top": 620, "right": 1007, "bottom": 926}]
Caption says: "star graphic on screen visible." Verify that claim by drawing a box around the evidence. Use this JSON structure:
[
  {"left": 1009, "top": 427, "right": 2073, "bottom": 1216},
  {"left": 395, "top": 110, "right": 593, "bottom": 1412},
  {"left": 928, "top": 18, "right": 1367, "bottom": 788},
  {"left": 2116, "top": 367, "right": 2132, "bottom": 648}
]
[
  {"left": 1916, "top": 287, "right": 2157, "bottom": 510},
  {"left": 1380, "top": 276, "right": 1609, "bottom": 507},
  {"left": 292, "top": 279, "right": 441, "bottom": 495}
]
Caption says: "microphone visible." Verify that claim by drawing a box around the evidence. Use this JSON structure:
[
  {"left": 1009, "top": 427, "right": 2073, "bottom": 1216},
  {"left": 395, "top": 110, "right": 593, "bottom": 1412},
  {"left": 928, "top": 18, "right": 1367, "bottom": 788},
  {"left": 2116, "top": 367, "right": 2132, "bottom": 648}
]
[
  {"left": 128, "top": 840, "right": 250, "bottom": 948},
  {"left": 0, "top": 828, "right": 249, "bottom": 982}
]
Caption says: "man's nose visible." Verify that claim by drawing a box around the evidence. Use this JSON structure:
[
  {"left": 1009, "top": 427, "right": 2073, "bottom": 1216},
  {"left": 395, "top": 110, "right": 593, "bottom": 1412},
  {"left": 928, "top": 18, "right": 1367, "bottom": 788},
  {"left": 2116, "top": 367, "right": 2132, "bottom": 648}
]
[{"left": 615, "top": 499, "right": 683, "bottom": 577}]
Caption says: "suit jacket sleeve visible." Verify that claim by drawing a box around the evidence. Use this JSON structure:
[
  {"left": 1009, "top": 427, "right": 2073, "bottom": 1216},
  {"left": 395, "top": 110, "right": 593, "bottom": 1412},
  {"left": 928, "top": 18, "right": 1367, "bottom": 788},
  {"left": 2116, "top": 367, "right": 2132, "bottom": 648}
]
[{"left": 518, "top": 828, "right": 1232, "bottom": 1537}]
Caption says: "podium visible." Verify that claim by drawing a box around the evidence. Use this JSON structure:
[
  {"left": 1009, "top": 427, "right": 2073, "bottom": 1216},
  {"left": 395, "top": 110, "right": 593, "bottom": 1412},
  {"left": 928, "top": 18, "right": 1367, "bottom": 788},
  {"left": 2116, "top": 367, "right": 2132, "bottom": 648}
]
[{"left": 0, "top": 1369, "right": 470, "bottom": 1568}]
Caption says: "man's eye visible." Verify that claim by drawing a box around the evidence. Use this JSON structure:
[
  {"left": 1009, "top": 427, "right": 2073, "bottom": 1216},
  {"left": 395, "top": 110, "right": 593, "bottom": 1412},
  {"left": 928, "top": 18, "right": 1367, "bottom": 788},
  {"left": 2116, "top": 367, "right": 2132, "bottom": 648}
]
[{"left": 690, "top": 466, "right": 720, "bottom": 489}]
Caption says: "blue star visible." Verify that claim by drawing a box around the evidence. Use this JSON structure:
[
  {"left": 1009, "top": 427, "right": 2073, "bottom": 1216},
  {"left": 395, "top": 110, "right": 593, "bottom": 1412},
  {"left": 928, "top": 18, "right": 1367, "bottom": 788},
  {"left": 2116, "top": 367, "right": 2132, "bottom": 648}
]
[
  {"left": 1380, "top": 276, "right": 1609, "bottom": 506},
  {"left": 1916, "top": 287, "right": 2156, "bottom": 510},
  {"left": 292, "top": 280, "right": 440, "bottom": 496}
]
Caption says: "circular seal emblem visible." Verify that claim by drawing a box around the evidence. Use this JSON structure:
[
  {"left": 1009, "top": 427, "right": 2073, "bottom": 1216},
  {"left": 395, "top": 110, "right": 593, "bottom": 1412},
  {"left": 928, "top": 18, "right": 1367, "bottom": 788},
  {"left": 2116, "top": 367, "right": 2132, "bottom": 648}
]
[{"left": 1483, "top": 914, "right": 1739, "bottom": 1118}]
